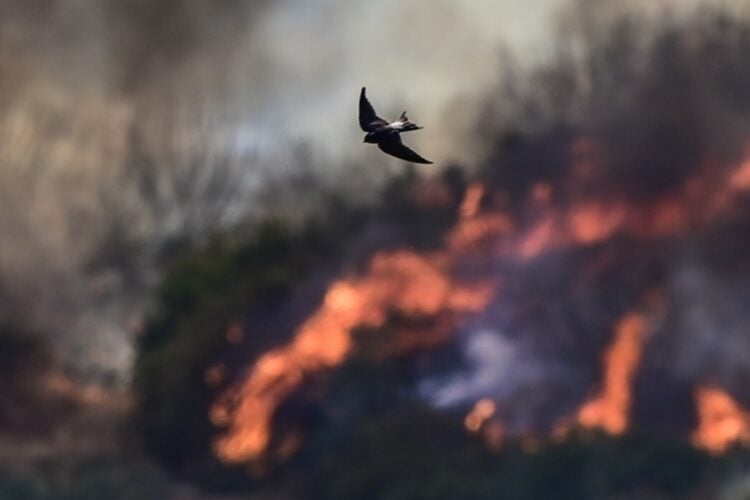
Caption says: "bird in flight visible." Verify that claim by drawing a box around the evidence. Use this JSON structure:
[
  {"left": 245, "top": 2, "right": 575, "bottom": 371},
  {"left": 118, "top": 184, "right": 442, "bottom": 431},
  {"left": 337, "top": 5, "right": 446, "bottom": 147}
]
[{"left": 359, "top": 87, "right": 433, "bottom": 164}]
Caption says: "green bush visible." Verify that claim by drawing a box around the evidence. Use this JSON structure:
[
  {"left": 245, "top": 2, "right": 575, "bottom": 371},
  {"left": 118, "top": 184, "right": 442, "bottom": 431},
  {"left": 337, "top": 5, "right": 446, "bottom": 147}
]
[{"left": 134, "top": 219, "right": 330, "bottom": 472}]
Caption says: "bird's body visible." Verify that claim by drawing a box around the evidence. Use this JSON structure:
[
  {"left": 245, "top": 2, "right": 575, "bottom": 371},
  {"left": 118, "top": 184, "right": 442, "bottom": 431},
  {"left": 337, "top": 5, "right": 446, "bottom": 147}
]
[{"left": 359, "top": 87, "right": 432, "bottom": 164}]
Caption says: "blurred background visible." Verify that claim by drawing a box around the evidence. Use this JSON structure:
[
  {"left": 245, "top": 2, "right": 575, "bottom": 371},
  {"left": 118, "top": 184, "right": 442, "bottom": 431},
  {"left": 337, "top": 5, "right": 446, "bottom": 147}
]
[{"left": 3, "top": 0, "right": 750, "bottom": 498}]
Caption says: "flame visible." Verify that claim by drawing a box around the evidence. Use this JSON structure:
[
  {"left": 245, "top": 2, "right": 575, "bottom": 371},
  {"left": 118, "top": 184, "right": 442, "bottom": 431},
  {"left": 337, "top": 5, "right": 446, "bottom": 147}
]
[
  {"left": 460, "top": 183, "right": 485, "bottom": 219},
  {"left": 212, "top": 250, "right": 494, "bottom": 463},
  {"left": 567, "top": 203, "right": 627, "bottom": 245},
  {"left": 446, "top": 213, "right": 513, "bottom": 255},
  {"left": 518, "top": 216, "right": 557, "bottom": 259},
  {"left": 465, "top": 398, "right": 496, "bottom": 432},
  {"left": 517, "top": 201, "right": 626, "bottom": 259},
  {"left": 563, "top": 313, "right": 647, "bottom": 435},
  {"left": 211, "top": 141, "right": 750, "bottom": 466},
  {"left": 465, "top": 399, "right": 505, "bottom": 451},
  {"left": 729, "top": 156, "right": 750, "bottom": 191},
  {"left": 446, "top": 183, "right": 512, "bottom": 253},
  {"left": 692, "top": 385, "right": 750, "bottom": 454}
]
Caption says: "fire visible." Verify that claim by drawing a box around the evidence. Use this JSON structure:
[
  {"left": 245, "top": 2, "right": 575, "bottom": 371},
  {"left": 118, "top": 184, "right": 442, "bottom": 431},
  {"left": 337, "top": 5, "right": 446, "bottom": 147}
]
[
  {"left": 567, "top": 203, "right": 627, "bottom": 245},
  {"left": 692, "top": 385, "right": 750, "bottom": 454},
  {"left": 729, "top": 155, "right": 750, "bottom": 191},
  {"left": 210, "top": 140, "right": 750, "bottom": 467},
  {"left": 460, "top": 183, "right": 485, "bottom": 219},
  {"left": 518, "top": 216, "right": 556, "bottom": 259},
  {"left": 446, "top": 183, "right": 512, "bottom": 253},
  {"left": 465, "top": 399, "right": 505, "bottom": 451},
  {"left": 446, "top": 212, "right": 513, "bottom": 254},
  {"left": 465, "top": 398, "right": 496, "bottom": 432},
  {"left": 212, "top": 250, "right": 494, "bottom": 463},
  {"left": 565, "top": 313, "right": 648, "bottom": 435},
  {"left": 517, "top": 201, "right": 626, "bottom": 259}
]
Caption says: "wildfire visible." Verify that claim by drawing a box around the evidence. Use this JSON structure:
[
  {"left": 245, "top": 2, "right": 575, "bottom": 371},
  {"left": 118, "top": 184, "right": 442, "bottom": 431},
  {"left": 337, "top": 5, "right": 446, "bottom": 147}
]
[
  {"left": 212, "top": 250, "right": 494, "bottom": 463},
  {"left": 210, "top": 140, "right": 750, "bottom": 467},
  {"left": 559, "top": 313, "right": 648, "bottom": 436},
  {"left": 692, "top": 385, "right": 750, "bottom": 455}
]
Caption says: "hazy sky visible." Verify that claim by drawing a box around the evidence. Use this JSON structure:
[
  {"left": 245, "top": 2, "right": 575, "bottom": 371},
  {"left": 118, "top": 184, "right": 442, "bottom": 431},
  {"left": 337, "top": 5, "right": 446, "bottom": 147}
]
[
  {"left": 3, "top": 0, "right": 747, "bottom": 379},
  {"left": 228, "top": 0, "right": 568, "bottom": 165}
]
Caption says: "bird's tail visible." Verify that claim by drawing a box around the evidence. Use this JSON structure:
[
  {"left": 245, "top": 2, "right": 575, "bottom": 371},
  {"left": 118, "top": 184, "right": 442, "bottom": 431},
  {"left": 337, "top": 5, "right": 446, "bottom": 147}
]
[{"left": 399, "top": 111, "right": 423, "bottom": 132}]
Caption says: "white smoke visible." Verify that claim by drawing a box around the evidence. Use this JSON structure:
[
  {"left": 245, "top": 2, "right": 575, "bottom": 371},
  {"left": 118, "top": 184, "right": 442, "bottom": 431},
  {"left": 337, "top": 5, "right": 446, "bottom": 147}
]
[
  {"left": 1, "top": 0, "right": 741, "bottom": 382},
  {"left": 421, "top": 328, "right": 543, "bottom": 407}
]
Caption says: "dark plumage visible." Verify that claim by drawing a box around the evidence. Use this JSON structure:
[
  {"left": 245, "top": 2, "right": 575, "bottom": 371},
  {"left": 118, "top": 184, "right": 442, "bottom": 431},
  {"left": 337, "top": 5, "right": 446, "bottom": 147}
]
[{"left": 359, "top": 87, "right": 432, "bottom": 164}]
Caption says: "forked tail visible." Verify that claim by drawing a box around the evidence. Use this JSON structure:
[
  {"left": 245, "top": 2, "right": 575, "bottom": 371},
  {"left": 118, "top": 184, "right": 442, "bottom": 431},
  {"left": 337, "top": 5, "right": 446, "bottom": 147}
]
[{"left": 399, "top": 110, "right": 422, "bottom": 132}]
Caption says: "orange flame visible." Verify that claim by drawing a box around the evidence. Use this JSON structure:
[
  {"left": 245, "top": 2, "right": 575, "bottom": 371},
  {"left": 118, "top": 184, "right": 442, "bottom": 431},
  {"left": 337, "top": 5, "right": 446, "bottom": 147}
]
[
  {"left": 212, "top": 250, "right": 494, "bottom": 463},
  {"left": 565, "top": 313, "right": 647, "bottom": 435},
  {"left": 692, "top": 385, "right": 750, "bottom": 454},
  {"left": 567, "top": 203, "right": 627, "bottom": 245},
  {"left": 465, "top": 399, "right": 506, "bottom": 451},
  {"left": 465, "top": 398, "right": 496, "bottom": 432},
  {"left": 518, "top": 216, "right": 557, "bottom": 259},
  {"left": 729, "top": 155, "right": 750, "bottom": 191},
  {"left": 446, "top": 183, "right": 513, "bottom": 253},
  {"left": 460, "top": 183, "right": 485, "bottom": 219},
  {"left": 211, "top": 141, "right": 750, "bottom": 466}
]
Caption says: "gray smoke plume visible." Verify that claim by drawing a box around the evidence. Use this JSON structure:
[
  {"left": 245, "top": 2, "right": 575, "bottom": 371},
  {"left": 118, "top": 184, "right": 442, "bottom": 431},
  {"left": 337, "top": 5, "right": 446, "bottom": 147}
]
[{"left": 0, "top": 1, "right": 563, "bottom": 381}]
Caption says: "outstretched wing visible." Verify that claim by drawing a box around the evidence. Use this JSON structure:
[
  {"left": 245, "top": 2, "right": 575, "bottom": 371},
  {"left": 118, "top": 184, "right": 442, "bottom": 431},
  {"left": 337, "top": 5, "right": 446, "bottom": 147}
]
[
  {"left": 359, "top": 87, "right": 388, "bottom": 132},
  {"left": 377, "top": 134, "right": 433, "bottom": 164}
]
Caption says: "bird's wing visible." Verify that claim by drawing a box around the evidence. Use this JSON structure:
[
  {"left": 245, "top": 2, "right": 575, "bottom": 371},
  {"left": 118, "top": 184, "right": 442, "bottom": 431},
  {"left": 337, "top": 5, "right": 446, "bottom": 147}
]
[
  {"left": 359, "top": 87, "right": 388, "bottom": 132},
  {"left": 377, "top": 134, "right": 433, "bottom": 164}
]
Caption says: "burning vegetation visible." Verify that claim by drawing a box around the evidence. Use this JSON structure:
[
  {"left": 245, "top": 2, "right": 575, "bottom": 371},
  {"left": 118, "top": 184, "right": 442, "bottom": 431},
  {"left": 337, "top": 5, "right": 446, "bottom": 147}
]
[
  {"left": 210, "top": 136, "right": 750, "bottom": 467},
  {"left": 207, "top": 137, "right": 750, "bottom": 468},
  {"left": 211, "top": 250, "right": 494, "bottom": 463},
  {"left": 128, "top": 5, "right": 750, "bottom": 499}
]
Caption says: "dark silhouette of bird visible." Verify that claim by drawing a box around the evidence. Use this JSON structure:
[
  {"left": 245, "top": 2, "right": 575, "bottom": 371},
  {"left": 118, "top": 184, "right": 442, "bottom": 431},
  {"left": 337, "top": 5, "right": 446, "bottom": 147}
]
[{"left": 359, "top": 87, "right": 433, "bottom": 164}]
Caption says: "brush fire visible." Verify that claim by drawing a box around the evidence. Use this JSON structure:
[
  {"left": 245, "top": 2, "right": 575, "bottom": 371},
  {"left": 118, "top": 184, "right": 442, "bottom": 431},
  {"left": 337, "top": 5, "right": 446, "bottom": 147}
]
[
  {"left": 195, "top": 9, "right": 750, "bottom": 478},
  {"left": 210, "top": 137, "right": 750, "bottom": 467}
]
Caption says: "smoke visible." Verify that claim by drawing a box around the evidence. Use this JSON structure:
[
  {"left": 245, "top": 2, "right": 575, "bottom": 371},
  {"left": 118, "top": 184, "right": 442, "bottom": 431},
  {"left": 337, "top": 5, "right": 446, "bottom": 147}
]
[
  {"left": 3, "top": 0, "right": 747, "bottom": 406},
  {"left": 483, "top": 1, "right": 750, "bottom": 201},
  {"left": 224, "top": 0, "right": 563, "bottom": 164},
  {"left": 419, "top": 1, "right": 750, "bottom": 433},
  {"left": 422, "top": 329, "right": 549, "bottom": 410},
  {"left": 650, "top": 219, "right": 750, "bottom": 399},
  {"left": 0, "top": 1, "right": 570, "bottom": 381}
]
